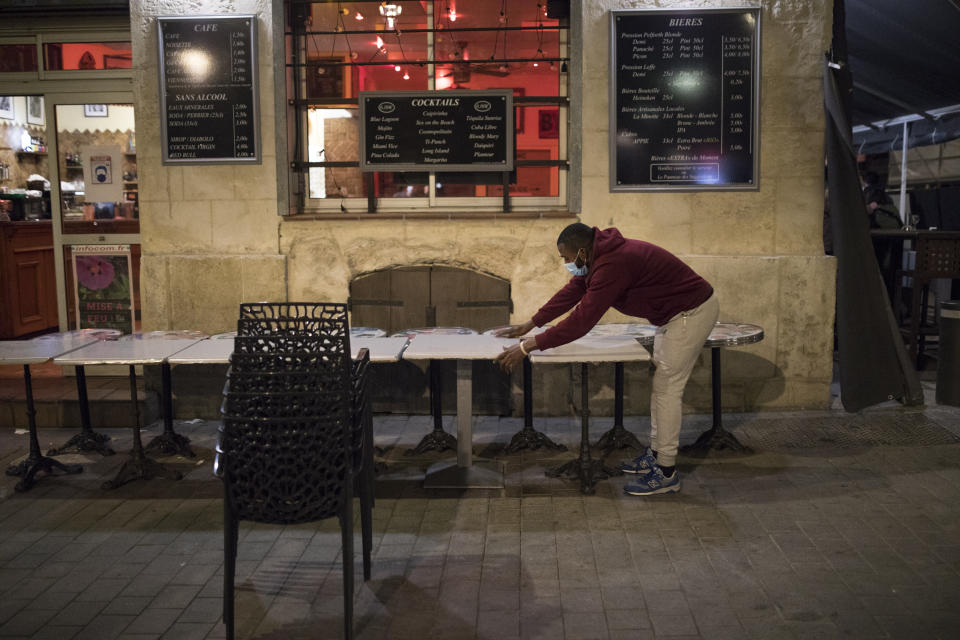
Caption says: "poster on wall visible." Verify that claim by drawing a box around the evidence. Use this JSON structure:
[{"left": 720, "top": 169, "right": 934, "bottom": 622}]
[
  {"left": 157, "top": 15, "right": 260, "bottom": 164},
  {"left": 72, "top": 245, "right": 135, "bottom": 334},
  {"left": 609, "top": 8, "right": 761, "bottom": 191},
  {"left": 81, "top": 146, "right": 123, "bottom": 204},
  {"left": 0, "top": 96, "right": 13, "bottom": 120}
]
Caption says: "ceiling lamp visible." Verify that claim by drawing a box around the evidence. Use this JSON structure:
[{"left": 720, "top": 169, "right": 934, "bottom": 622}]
[
  {"left": 403, "top": 70, "right": 410, "bottom": 80},
  {"left": 379, "top": 3, "right": 402, "bottom": 29},
  {"left": 449, "top": 8, "right": 457, "bottom": 22},
  {"left": 355, "top": 11, "right": 364, "bottom": 21},
  {"left": 375, "top": 36, "right": 385, "bottom": 49},
  {"left": 395, "top": 65, "right": 401, "bottom": 72}
]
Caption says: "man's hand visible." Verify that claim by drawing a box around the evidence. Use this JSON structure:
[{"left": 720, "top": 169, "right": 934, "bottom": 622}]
[
  {"left": 493, "top": 320, "right": 536, "bottom": 339},
  {"left": 494, "top": 338, "right": 536, "bottom": 373}
]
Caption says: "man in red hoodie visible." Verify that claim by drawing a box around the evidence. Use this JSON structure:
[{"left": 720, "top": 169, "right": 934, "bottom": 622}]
[{"left": 495, "top": 223, "right": 718, "bottom": 496}]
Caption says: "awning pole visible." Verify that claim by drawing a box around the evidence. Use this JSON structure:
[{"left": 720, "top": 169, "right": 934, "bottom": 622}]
[{"left": 899, "top": 121, "right": 909, "bottom": 224}]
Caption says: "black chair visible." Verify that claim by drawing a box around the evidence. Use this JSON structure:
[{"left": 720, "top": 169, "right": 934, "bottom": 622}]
[{"left": 216, "top": 303, "right": 373, "bottom": 640}]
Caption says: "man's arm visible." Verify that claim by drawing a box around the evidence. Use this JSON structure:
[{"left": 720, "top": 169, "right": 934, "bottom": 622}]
[
  {"left": 531, "top": 277, "right": 588, "bottom": 327},
  {"left": 535, "top": 264, "right": 626, "bottom": 350}
]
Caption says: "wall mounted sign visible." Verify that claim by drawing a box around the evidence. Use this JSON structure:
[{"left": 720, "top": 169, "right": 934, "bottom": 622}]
[
  {"left": 157, "top": 15, "right": 260, "bottom": 164},
  {"left": 72, "top": 245, "right": 135, "bottom": 334},
  {"left": 359, "top": 90, "right": 513, "bottom": 172},
  {"left": 81, "top": 145, "right": 123, "bottom": 204},
  {"left": 609, "top": 8, "right": 761, "bottom": 191}
]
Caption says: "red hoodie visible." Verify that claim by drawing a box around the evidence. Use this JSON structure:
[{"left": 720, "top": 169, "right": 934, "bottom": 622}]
[{"left": 533, "top": 227, "right": 714, "bottom": 351}]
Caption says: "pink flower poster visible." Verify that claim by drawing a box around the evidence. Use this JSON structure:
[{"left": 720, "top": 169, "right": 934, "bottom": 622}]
[{"left": 72, "top": 245, "right": 135, "bottom": 333}]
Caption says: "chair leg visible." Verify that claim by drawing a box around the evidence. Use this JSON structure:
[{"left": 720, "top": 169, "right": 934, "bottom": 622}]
[
  {"left": 223, "top": 502, "right": 239, "bottom": 640},
  {"left": 360, "top": 466, "right": 373, "bottom": 581},
  {"left": 340, "top": 484, "right": 354, "bottom": 640}
]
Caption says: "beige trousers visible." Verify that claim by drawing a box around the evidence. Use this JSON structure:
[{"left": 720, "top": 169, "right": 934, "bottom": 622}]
[{"left": 650, "top": 293, "right": 719, "bottom": 467}]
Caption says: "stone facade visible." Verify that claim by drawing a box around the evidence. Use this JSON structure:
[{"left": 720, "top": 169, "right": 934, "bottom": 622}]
[{"left": 132, "top": 0, "right": 836, "bottom": 414}]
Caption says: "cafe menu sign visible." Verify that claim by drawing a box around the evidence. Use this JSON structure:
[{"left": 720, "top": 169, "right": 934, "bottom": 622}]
[
  {"left": 610, "top": 9, "right": 760, "bottom": 191},
  {"left": 359, "top": 90, "right": 513, "bottom": 172},
  {"left": 158, "top": 15, "right": 260, "bottom": 164},
  {"left": 72, "top": 245, "right": 135, "bottom": 334}
]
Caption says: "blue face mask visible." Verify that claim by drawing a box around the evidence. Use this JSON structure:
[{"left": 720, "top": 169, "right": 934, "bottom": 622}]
[{"left": 564, "top": 250, "right": 588, "bottom": 277}]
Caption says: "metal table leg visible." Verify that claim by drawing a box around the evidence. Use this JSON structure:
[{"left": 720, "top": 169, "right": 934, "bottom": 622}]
[
  {"left": 681, "top": 348, "right": 752, "bottom": 454},
  {"left": 595, "top": 362, "right": 643, "bottom": 451},
  {"left": 102, "top": 365, "right": 183, "bottom": 490},
  {"left": 545, "top": 364, "right": 621, "bottom": 495},
  {"left": 6, "top": 365, "right": 83, "bottom": 492},
  {"left": 505, "top": 357, "right": 567, "bottom": 453},
  {"left": 145, "top": 362, "right": 195, "bottom": 458},
  {"left": 47, "top": 365, "right": 116, "bottom": 457},
  {"left": 408, "top": 359, "right": 457, "bottom": 455},
  {"left": 424, "top": 360, "right": 504, "bottom": 489}
]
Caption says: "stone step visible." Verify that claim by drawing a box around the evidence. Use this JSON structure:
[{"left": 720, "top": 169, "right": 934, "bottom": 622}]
[{"left": 0, "top": 376, "right": 159, "bottom": 429}]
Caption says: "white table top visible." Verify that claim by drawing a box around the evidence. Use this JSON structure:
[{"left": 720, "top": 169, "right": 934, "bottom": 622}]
[
  {"left": 54, "top": 334, "right": 205, "bottom": 366},
  {"left": 352, "top": 336, "right": 409, "bottom": 362},
  {"left": 167, "top": 336, "right": 236, "bottom": 365},
  {"left": 0, "top": 332, "right": 107, "bottom": 366},
  {"left": 402, "top": 334, "right": 517, "bottom": 360},
  {"left": 531, "top": 334, "right": 652, "bottom": 363}
]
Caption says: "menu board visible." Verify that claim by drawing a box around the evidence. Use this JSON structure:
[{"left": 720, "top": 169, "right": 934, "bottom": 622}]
[
  {"left": 158, "top": 15, "right": 260, "bottom": 164},
  {"left": 610, "top": 9, "right": 760, "bottom": 191},
  {"left": 359, "top": 90, "right": 513, "bottom": 172},
  {"left": 72, "top": 245, "right": 135, "bottom": 334}
]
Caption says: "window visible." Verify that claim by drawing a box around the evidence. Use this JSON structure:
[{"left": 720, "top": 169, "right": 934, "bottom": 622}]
[{"left": 286, "top": 0, "right": 570, "bottom": 215}]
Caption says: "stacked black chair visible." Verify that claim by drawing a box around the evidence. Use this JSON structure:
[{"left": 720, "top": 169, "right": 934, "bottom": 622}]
[{"left": 216, "top": 303, "right": 373, "bottom": 640}]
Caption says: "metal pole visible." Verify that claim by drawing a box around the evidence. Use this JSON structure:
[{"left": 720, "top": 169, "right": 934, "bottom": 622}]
[{"left": 899, "top": 121, "right": 909, "bottom": 225}]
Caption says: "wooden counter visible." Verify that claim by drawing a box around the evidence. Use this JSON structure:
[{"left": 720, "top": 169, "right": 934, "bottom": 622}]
[{"left": 0, "top": 221, "right": 58, "bottom": 338}]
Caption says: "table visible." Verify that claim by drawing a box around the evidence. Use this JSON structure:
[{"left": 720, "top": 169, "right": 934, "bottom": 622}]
[
  {"left": 584, "top": 324, "right": 658, "bottom": 451},
  {"left": 401, "top": 333, "right": 515, "bottom": 489},
  {"left": 54, "top": 332, "right": 205, "bottom": 489},
  {"left": 390, "top": 327, "right": 477, "bottom": 455},
  {"left": 1, "top": 331, "right": 113, "bottom": 491},
  {"left": 530, "top": 333, "right": 653, "bottom": 495},
  {"left": 680, "top": 322, "right": 764, "bottom": 454},
  {"left": 38, "top": 329, "right": 123, "bottom": 457},
  {"left": 483, "top": 326, "right": 566, "bottom": 453}
]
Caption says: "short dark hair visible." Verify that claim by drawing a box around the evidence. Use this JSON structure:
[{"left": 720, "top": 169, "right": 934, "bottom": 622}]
[{"left": 557, "top": 223, "right": 594, "bottom": 250}]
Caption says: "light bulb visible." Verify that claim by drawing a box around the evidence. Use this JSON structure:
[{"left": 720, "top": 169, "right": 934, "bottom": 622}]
[
  {"left": 375, "top": 36, "right": 384, "bottom": 49},
  {"left": 355, "top": 11, "right": 364, "bottom": 20},
  {"left": 449, "top": 9, "right": 457, "bottom": 22},
  {"left": 395, "top": 65, "right": 401, "bottom": 72},
  {"left": 403, "top": 71, "right": 410, "bottom": 80}
]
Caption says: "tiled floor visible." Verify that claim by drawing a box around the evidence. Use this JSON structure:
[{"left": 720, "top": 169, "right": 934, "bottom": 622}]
[{"left": 2, "top": 385, "right": 960, "bottom": 639}]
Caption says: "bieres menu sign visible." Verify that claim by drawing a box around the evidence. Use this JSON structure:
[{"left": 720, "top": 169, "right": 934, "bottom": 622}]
[
  {"left": 359, "top": 90, "right": 513, "bottom": 171},
  {"left": 158, "top": 15, "right": 260, "bottom": 164},
  {"left": 610, "top": 8, "right": 760, "bottom": 191}
]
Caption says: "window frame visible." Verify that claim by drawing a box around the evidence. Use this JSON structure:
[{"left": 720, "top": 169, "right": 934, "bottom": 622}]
[{"left": 285, "top": 0, "right": 572, "bottom": 216}]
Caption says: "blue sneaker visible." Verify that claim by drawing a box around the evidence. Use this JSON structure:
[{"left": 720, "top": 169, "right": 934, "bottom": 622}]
[
  {"left": 624, "top": 465, "right": 680, "bottom": 496},
  {"left": 619, "top": 447, "right": 656, "bottom": 475}
]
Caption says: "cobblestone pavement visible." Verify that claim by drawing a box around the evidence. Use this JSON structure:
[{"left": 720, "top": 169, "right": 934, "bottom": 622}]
[{"left": 2, "top": 387, "right": 960, "bottom": 639}]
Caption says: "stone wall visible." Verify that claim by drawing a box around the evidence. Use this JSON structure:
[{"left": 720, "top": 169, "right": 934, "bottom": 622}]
[
  {"left": 130, "top": 0, "right": 285, "bottom": 336},
  {"left": 133, "top": 0, "right": 836, "bottom": 414}
]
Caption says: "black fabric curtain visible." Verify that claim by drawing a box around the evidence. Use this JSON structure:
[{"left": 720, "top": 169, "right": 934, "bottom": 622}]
[{"left": 825, "top": 0, "right": 922, "bottom": 411}]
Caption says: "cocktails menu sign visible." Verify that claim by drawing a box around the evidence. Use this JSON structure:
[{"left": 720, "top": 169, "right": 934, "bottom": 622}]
[
  {"left": 359, "top": 90, "right": 513, "bottom": 171},
  {"left": 610, "top": 9, "right": 760, "bottom": 191},
  {"left": 158, "top": 15, "right": 260, "bottom": 164}
]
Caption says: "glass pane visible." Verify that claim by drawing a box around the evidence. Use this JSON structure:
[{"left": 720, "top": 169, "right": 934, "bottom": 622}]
[
  {"left": 304, "top": 1, "right": 428, "bottom": 95},
  {"left": 378, "top": 172, "right": 428, "bottom": 198},
  {"left": 434, "top": 0, "right": 560, "bottom": 93},
  {"left": 56, "top": 103, "right": 139, "bottom": 235},
  {"left": 0, "top": 96, "right": 50, "bottom": 221},
  {"left": 43, "top": 42, "right": 132, "bottom": 70},
  {"left": 0, "top": 44, "right": 38, "bottom": 72},
  {"left": 307, "top": 107, "right": 363, "bottom": 199}
]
